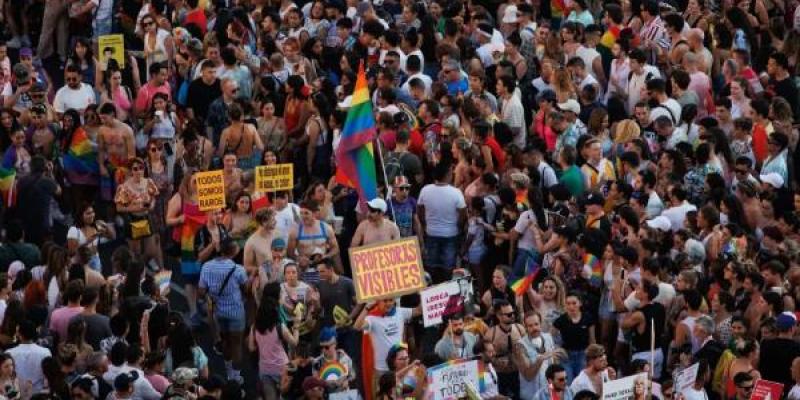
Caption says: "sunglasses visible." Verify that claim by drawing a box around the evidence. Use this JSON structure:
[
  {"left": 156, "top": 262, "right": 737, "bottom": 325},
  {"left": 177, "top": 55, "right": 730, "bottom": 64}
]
[
  {"left": 149, "top": 147, "right": 162, "bottom": 153},
  {"left": 396, "top": 186, "right": 410, "bottom": 191},
  {"left": 322, "top": 343, "right": 336, "bottom": 349},
  {"left": 131, "top": 165, "right": 144, "bottom": 171},
  {"left": 143, "top": 20, "right": 155, "bottom": 26}
]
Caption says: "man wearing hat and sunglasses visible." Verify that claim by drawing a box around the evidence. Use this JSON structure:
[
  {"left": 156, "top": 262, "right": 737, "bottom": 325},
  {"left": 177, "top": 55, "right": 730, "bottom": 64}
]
[{"left": 352, "top": 197, "right": 400, "bottom": 247}]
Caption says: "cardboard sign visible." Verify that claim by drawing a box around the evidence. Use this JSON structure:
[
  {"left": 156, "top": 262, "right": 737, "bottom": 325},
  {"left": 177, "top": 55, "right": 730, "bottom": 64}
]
[
  {"left": 195, "top": 170, "right": 225, "bottom": 211},
  {"left": 426, "top": 359, "right": 485, "bottom": 400},
  {"left": 749, "top": 379, "right": 784, "bottom": 400},
  {"left": 421, "top": 278, "right": 474, "bottom": 327},
  {"left": 602, "top": 373, "right": 649, "bottom": 400},
  {"left": 675, "top": 363, "right": 699, "bottom": 397},
  {"left": 255, "top": 164, "right": 293, "bottom": 192},
  {"left": 98, "top": 34, "right": 125, "bottom": 69},
  {"left": 349, "top": 237, "right": 425, "bottom": 303}
]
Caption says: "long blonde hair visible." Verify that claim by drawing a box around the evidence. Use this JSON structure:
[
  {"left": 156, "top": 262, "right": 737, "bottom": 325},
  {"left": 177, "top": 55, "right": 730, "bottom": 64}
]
[{"left": 614, "top": 119, "right": 641, "bottom": 144}]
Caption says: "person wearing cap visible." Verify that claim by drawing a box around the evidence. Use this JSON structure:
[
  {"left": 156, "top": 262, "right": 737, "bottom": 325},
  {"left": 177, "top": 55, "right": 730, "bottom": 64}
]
[
  {"left": 760, "top": 312, "right": 800, "bottom": 393},
  {"left": 475, "top": 22, "right": 503, "bottom": 68},
  {"left": 352, "top": 197, "right": 400, "bottom": 247},
  {"left": 312, "top": 326, "right": 356, "bottom": 392},
  {"left": 388, "top": 175, "right": 422, "bottom": 239},
  {"left": 198, "top": 237, "right": 248, "bottom": 383},
  {"left": 161, "top": 367, "right": 200, "bottom": 399},
  {"left": 553, "top": 100, "right": 582, "bottom": 153}
]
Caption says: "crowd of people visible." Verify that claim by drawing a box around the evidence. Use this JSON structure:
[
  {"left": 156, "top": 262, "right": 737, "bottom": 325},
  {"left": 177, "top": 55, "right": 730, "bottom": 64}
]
[{"left": 1, "top": 0, "right": 800, "bottom": 398}]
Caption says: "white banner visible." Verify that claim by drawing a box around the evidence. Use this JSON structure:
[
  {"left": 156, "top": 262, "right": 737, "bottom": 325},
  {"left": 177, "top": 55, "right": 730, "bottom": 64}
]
[
  {"left": 675, "top": 363, "right": 699, "bottom": 396},
  {"left": 602, "top": 372, "right": 649, "bottom": 400},
  {"left": 420, "top": 278, "right": 474, "bottom": 327},
  {"left": 426, "top": 359, "right": 484, "bottom": 400}
]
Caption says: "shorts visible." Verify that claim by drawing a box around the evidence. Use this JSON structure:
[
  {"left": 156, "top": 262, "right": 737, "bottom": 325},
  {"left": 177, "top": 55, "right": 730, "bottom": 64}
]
[{"left": 216, "top": 314, "right": 246, "bottom": 332}]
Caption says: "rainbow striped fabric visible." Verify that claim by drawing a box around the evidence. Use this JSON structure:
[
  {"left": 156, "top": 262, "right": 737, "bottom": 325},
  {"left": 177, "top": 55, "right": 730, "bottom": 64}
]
[
  {"left": 319, "top": 361, "right": 347, "bottom": 381},
  {"left": 0, "top": 167, "right": 15, "bottom": 207},
  {"left": 179, "top": 203, "right": 207, "bottom": 277},
  {"left": 334, "top": 62, "right": 378, "bottom": 202},
  {"left": 584, "top": 253, "right": 602, "bottom": 288},
  {"left": 510, "top": 259, "right": 542, "bottom": 296},
  {"left": 62, "top": 127, "right": 99, "bottom": 184}
]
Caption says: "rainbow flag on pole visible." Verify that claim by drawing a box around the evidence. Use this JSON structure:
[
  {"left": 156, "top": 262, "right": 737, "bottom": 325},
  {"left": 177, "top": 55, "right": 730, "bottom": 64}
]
[
  {"left": 510, "top": 259, "right": 542, "bottom": 296},
  {"left": 334, "top": 62, "right": 378, "bottom": 202}
]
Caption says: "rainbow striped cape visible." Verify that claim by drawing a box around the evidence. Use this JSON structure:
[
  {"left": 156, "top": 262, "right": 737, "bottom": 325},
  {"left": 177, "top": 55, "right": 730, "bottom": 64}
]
[
  {"left": 62, "top": 127, "right": 99, "bottom": 184},
  {"left": 179, "top": 203, "right": 207, "bottom": 276},
  {"left": 584, "top": 253, "right": 603, "bottom": 288},
  {"left": 334, "top": 62, "right": 378, "bottom": 202}
]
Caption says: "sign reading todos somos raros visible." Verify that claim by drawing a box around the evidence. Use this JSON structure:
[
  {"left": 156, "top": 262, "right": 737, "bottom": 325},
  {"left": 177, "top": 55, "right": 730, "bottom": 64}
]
[
  {"left": 195, "top": 170, "right": 226, "bottom": 211},
  {"left": 349, "top": 237, "right": 425, "bottom": 303},
  {"left": 425, "top": 359, "right": 485, "bottom": 400},
  {"left": 255, "top": 163, "right": 294, "bottom": 192}
]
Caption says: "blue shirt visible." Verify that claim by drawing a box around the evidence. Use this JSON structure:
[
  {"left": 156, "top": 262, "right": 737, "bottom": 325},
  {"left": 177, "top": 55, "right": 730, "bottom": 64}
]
[
  {"left": 388, "top": 196, "right": 417, "bottom": 237},
  {"left": 199, "top": 258, "right": 247, "bottom": 319},
  {"left": 446, "top": 78, "right": 469, "bottom": 96}
]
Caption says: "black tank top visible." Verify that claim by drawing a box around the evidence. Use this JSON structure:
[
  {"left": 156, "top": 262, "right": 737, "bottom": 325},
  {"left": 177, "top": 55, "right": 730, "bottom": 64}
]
[{"left": 631, "top": 302, "right": 666, "bottom": 353}]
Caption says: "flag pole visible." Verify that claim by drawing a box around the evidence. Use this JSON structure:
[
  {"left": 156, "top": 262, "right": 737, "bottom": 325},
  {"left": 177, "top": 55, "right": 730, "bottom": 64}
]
[{"left": 374, "top": 136, "right": 397, "bottom": 222}]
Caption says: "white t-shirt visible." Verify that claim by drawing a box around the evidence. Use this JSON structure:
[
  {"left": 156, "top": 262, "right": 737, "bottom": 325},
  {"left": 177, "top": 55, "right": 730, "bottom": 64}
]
[
  {"left": 513, "top": 211, "right": 538, "bottom": 251},
  {"left": 274, "top": 203, "right": 300, "bottom": 243},
  {"left": 418, "top": 184, "right": 466, "bottom": 237},
  {"left": 364, "top": 307, "right": 413, "bottom": 371},
  {"left": 788, "top": 383, "right": 800, "bottom": 400},
  {"left": 53, "top": 83, "right": 96, "bottom": 114},
  {"left": 7, "top": 343, "right": 52, "bottom": 393},
  {"left": 570, "top": 369, "right": 608, "bottom": 394},
  {"left": 650, "top": 98, "right": 683, "bottom": 125},
  {"left": 661, "top": 201, "right": 698, "bottom": 231},
  {"left": 681, "top": 386, "right": 709, "bottom": 400}
]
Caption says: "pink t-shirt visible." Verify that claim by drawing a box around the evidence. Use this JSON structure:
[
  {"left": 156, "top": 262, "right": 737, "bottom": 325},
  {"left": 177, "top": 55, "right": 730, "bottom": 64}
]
[
  {"left": 689, "top": 71, "right": 712, "bottom": 118},
  {"left": 254, "top": 327, "right": 289, "bottom": 376},
  {"left": 48, "top": 306, "right": 84, "bottom": 341},
  {"left": 146, "top": 373, "right": 170, "bottom": 394},
  {"left": 135, "top": 82, "right": 171, "bottom": 114}
]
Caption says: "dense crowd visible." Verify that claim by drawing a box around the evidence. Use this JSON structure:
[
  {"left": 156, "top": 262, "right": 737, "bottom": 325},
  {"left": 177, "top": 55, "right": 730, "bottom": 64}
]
[{"left": 1, "top": 0, "right": 800, "bottom": 398}]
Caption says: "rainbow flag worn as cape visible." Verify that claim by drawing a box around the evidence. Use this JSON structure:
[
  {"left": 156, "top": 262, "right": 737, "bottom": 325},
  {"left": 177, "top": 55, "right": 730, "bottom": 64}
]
[
  {"left": 551, "top": 0, "right": 567, "bottom": 18},
  {"left": 179, "top": 203, "right": 207, "bottom": 277},
  {"left": 0, "top": 167, "right": 15, "bottom": 208},
  {"left": 62, "top": 127, "right": 100, "bottom": 184},
  {"left": 510, "top": 259, "right": 542, "bottom": 295},
  {"left": 362, "top": 305, "right": 396, "bottom": 400},
  {"left": 584, "top": 253, "right": 602, "bottom": 287},
  {"left": 334, "top": 62, "right": 378, "bottom": 203}
]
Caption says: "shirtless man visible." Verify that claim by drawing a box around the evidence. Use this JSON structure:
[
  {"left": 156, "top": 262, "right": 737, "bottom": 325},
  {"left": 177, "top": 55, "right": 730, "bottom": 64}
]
[
  {"left": 244, "top": 208, "right": 276, "bottom": 278},
  {"left": 287, "top": 200, "right": 339, "bottom": 272},
  {"left": 351, "top": 198, "right": 401, "bottom": 247},
  {"left": 97, "top": 103, "right": 135, "bottom": 183},
  {"left": 28, "top": 104, "right": 56, "bottom": 159}
]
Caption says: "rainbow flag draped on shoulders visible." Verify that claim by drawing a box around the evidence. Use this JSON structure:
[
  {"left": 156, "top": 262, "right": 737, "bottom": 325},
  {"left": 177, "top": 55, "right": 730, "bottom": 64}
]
[
  {"left": 62, "top": 127, "right": 100, "bottom": 185},
  {"left": 584, "top": 253, "right": 603, "bottom": 288},
  {"left": 510, "top": 259, "right": 542, "bottom": 295},
  {"left": 0, "top": 167, "right": 15, "bottom": 208},
  {"left": 334, "top": 62, "right": 378, "bottom": 202}
]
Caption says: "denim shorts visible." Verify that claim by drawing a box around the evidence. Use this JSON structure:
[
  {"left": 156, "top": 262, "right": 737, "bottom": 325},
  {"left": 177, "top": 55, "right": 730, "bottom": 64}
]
[{"left": 216, "top": 314, "right": 246, "bottom": 332}]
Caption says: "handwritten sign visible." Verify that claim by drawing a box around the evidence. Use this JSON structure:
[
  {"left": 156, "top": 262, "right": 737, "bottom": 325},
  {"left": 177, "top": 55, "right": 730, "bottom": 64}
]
[
  {"left": 749, "top": 379, "right": 784, "bottom": 400},
  {"left": 255, "top": 164, "right": 293, "bottom": 192},
  {"left": 98, "top": 34, "right": 125, "bottom": 68},
  {"left": 426, "top": 359, "right": 485, "bottom": 400},
  {"left": 675, "top": 363, "right": 699, "bottom": 397},
  {"left": 602, "top": 373, "right": 649, "bottom": 400},
  {"left": 195, "top": 170, "right": 225, "bottom": 211},
  {"left": 349, "top": 237, "right": 425, "bottom": 303},
  {"left": 421, "top": 278, "right": 474, "bottom": 327}
]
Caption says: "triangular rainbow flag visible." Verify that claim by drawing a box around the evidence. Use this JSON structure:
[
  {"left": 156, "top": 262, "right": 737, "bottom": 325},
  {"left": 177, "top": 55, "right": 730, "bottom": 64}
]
[
  {"left": 510, "top": 259, "right": 541, "bottom": 296},
  {"left": 584, "top": 253, "right": 602, "bottom": 287},
  {"left": 334, "top": 62, "right": 378, "bottom": 203}
]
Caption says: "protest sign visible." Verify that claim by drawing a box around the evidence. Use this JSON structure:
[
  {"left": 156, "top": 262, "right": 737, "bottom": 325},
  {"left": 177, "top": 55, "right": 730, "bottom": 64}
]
[
  {"left": 602, "top": 372, "right": 649, "bottom": 400},
  {"left": 195, "top": 170, "right": 225, "bottom": 211},
  {"left": 255, "top": 164, "right": 293, "bottom": 192},
  {"left": 426, "top": 359, "right": 485, "bottom": 400},
  {"left": 421, "top": 278, "right": 474, "bottom": 327},
  {"left": 675, "top": 363, "right": 699, "bottom": 397},
  {"left": 329, "top": 389, "right": 360, "bottom": 400},
  {"left": 749, "top": 379, "right": 784, "bottom": 400},
  {"left": 349, "top": 237, "right": 425, "bottom": 303},
  {"left": 98, "top": 34, "right": 125, "bottom": 68}
]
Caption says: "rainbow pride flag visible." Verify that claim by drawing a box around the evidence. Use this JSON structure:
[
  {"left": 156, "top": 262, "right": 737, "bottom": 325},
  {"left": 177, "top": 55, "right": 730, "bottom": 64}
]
[
  {"left": 510, "top": 259, "right": 542, "bottom": 296},
  {"left": 62, "top": 127, "right": 99, "bottom": 184},
  {"left": 334, "top": 62, "right": 378, "bottom": 202},
  {"left": 584, "top": 253, "right": 602, "bottom": 287},
  {"left": 179, "top": 203, "right": 207, "bottom": 277}
]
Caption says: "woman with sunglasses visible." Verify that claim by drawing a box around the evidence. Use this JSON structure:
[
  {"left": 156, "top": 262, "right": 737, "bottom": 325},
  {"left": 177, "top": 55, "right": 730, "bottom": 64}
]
[
  {"left": 115, "top": 157, "right": 162, "bottom": 269},
  {"left": 140, "top": 13, "right": 175, "bottom": 80},
  {"left": 145, "top": 139, "right": 171, "bottom": 241}
]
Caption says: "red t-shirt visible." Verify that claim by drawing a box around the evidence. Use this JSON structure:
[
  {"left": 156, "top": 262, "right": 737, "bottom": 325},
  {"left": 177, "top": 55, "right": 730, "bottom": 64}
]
[
  {"left": 752, "top": 124, "right": 768, "bottom": 163},
  {"left": 184, "top": 9, "right": 208, "bottom": 36}
]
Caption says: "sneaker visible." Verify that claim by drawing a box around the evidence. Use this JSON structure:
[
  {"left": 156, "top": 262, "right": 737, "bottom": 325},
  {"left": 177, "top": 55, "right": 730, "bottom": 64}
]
[{"left": 5, "top": 37, "right": 21, "bottom": 49}]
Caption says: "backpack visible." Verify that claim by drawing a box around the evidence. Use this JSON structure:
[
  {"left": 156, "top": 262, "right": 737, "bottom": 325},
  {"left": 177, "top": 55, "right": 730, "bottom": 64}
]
[{"left": 384, "top": 151, "right": 409, "bottom": 184}]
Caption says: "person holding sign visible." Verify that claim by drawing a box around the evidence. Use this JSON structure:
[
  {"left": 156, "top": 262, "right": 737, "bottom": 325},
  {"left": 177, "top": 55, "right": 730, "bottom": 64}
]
[{"left": 351, "top": 198, "right": 400, "bottom": 247}]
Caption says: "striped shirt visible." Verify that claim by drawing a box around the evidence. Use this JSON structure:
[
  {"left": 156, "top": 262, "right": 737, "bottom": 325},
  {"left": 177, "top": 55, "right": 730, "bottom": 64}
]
[
  {"left": 199, "top": 258, "right": 247, "bottom": 319},
  {"left": 639, "top": 16, "right": 670, "bottom": 64}
]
